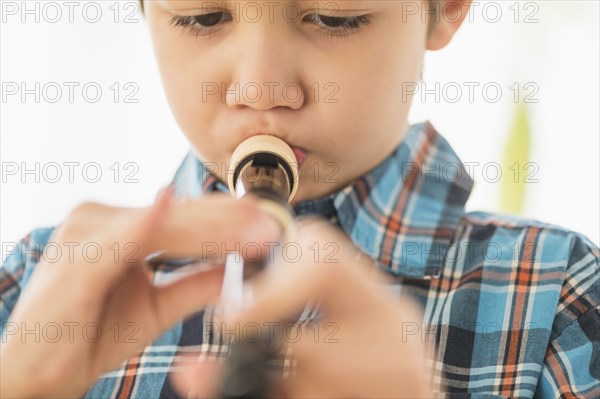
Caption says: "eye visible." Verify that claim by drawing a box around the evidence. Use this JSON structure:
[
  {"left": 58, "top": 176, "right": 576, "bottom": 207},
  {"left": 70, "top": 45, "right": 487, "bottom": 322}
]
[
  {"left": 304, "top": 14, "right": 371, "bottom": 37},
  {"left": 169, "top": 12, "right": 233, "bottom": 36},
  {"left": 193, "top": 12, "right": 228, "bottom": 27}
]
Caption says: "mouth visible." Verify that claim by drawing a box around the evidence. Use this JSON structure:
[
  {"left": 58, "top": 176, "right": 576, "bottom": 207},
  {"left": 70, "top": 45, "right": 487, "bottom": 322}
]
[
  {"left": 234, "top": 127, "right": 307, "bottom": 167},
  {"left": 291, "top": 146, "right": 308, "bottom": 167}
]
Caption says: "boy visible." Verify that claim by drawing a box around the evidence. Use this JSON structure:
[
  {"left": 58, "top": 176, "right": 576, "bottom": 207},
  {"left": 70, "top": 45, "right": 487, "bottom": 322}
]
[{"left": 1, "top": 1, "right": 598, "bottom": 398}]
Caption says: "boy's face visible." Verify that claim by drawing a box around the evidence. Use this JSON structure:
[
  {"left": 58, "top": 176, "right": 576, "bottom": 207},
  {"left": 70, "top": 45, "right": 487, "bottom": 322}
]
[{"left": 145, "top": 1, "right": 429, "bottom": 204}]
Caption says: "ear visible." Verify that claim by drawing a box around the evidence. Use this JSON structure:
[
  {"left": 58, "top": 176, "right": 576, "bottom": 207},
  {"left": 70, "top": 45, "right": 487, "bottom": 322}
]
[{"left": 426, "top": 0, "right": 473, "bottom": 50}]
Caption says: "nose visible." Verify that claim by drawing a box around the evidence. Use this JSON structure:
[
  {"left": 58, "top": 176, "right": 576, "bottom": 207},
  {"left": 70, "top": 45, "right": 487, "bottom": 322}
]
[{"left": 225, "top": 22, "right": 305, "bottom": 111}]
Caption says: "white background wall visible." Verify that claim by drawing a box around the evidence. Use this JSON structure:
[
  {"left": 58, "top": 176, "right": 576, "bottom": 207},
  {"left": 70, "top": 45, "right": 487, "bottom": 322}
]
[
  {"left": 410, "top": 0, "right": 599, "bottom": 245},
  {"left": 1, "top": 1, "right": 598, "bottom": 261}
]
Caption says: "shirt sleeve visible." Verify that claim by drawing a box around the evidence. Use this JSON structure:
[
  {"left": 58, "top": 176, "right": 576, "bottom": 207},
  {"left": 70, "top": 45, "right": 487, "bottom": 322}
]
[
  {"left": 1, "top": 228, "right": 54, "bottom": 336},
  {"left": 534, "top": 234, "right": 600, "bottom": 398}
]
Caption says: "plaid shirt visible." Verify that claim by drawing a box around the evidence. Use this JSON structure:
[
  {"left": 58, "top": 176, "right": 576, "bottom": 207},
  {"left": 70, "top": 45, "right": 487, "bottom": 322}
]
[{"left": 1, "top": 121, "right": 598, "bottom": 398}]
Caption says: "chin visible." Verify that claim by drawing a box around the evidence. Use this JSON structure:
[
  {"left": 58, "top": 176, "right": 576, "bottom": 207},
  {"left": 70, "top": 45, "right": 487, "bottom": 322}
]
[
  {"left": 288, "top": 182, "right": 336, "bottom": 207},
  {"left": 289, "top": 184, "right": 315, "bottom": 206}
]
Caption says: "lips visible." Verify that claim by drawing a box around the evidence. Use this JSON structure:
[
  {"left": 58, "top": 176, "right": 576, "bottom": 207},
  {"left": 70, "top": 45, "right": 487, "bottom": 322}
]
[
  {"left": 291, "top": 146, "right": 307, "bottom": 167},
  {"left": 234, "top": 127, "right": 307, "bottom": 167}
]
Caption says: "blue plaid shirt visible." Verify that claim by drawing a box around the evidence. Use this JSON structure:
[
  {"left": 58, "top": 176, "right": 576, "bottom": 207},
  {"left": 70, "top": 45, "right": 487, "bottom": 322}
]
[{"left": 2, "top": 121, "right": 598, "bottom": 398}]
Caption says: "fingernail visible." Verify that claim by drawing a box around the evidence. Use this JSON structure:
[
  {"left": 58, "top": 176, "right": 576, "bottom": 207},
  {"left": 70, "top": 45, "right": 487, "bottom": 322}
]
[{"left": 243, "top": 214, "right": 281, "bottom": 243}]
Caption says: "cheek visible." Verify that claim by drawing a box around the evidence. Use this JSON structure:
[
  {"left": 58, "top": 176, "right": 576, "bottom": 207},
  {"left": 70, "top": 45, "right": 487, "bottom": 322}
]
[
  {"left": 309, "top": 38, "right": 423, "bottom": 183},
  {"left": 320, "top": 52, "right": 419, "bottom": 159},
  {"left": 147, "top": 18, "right": 226, "bottom": 154},
  {"left": 154, "top": 52, "right": 212, "bottom": 124}
]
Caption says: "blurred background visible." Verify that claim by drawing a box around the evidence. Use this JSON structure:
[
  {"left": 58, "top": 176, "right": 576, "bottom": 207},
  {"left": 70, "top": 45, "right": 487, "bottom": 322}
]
[{"left": 1, "top": 0, "right": 599, "bottom": 259}]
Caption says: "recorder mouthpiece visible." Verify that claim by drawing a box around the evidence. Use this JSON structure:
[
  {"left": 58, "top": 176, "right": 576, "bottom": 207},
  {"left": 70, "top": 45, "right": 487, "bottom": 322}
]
[{"left": 228, "top": 135, "right": 299, "bottom": 204}]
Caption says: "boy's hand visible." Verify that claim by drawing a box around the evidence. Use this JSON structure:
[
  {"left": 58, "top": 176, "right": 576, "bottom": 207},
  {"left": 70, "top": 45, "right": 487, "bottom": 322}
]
[
  {"left": 0, "top": 189, "right": 280, "bottom": 399},
  {"left": 172, "top": 216, "right": 434, "bottom": 398}
]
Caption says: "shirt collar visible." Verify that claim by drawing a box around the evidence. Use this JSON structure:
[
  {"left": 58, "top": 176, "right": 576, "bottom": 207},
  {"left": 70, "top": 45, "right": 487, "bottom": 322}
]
[{"left": 170, "top": 121, "right": 473, "bottom": 280}]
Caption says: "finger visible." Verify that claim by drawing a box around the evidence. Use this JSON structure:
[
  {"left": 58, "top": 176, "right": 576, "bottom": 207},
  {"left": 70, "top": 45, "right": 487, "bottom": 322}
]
[
  {"left": 52, "top": 191, "right": 281, "bottom": 270},
  {"left": 285, "top": 374, "right": 341, "bottom": 399},
  {"left": 226, "top": 242, "right": 386, "bottom": 326},
  {"left": 134, "top": 184, "right": 176, "bottom": 257},
  {"left": 170, "top": 359, "right": 223, "bottom": 399},
  {"left": 144, "top": 193, "right": 282, "bottom": 260},
  {"left": 47, "top": 187, "right": 174, "bottom": 275},
  {"left": 152, "top": 266, "right": 225, "bottom": 331}
]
